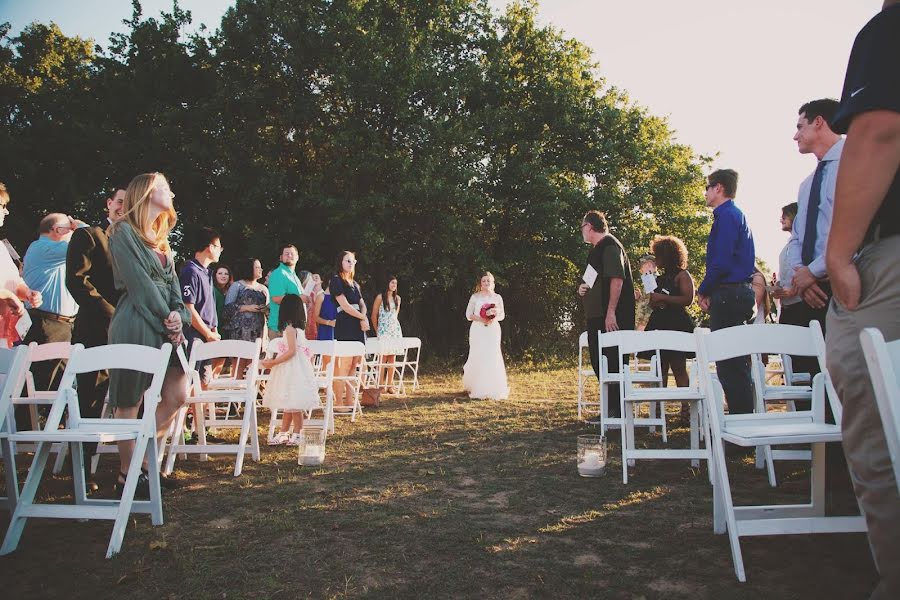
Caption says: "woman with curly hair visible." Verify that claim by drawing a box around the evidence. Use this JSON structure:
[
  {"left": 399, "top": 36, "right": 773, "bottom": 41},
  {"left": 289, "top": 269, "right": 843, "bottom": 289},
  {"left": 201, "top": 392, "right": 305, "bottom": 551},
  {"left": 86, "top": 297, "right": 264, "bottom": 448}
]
[{"left": 644, "top": 235, "right": 695, "bottom": 388}]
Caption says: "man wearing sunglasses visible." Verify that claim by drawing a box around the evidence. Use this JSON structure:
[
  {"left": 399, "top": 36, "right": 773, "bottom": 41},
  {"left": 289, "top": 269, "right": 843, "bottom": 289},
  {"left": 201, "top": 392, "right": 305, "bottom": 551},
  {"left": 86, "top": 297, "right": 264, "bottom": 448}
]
[
  {"left": 697, "top": 169, "right": 756, "bottom": 415},
  {"left": 21, "top": 212, "right": 87, "bottom": 392}
]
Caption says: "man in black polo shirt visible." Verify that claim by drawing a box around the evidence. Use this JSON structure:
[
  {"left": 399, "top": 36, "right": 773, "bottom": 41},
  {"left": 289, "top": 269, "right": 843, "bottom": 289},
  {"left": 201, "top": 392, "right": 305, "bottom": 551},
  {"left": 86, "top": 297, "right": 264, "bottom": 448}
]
[
  {"left": 825, "top": 2, "right": 900, "bottom": 597},
  {"left": 577, "top": 210, "right": 636, "bottom": 420}
]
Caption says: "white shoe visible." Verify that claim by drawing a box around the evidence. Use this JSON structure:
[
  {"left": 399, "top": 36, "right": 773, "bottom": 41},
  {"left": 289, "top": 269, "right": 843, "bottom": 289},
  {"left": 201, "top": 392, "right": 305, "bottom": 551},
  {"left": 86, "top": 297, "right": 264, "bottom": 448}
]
[
  {"left": 285, "top": 433, "right": 303, "bottom": 447},
  {"left": 268, "top": 432, "right": 290, "bottom": 446}
]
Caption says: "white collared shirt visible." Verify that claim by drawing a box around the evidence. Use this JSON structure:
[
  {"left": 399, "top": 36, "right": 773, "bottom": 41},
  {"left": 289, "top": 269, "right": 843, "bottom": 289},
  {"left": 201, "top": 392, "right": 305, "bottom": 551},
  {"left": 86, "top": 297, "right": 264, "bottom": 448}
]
[{"left": 785, "top": 137, "right": 844, "bottom": 279}]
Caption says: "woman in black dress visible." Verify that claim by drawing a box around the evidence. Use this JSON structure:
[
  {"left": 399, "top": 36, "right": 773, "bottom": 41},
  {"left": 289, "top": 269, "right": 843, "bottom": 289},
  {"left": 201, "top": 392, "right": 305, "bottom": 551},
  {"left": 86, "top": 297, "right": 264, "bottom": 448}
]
[
  {"left": 644, "top": 235, "right": 695, "bottom": 388},
  {"left": 330, "top": 250, "right": 369, "bottom": 407}
]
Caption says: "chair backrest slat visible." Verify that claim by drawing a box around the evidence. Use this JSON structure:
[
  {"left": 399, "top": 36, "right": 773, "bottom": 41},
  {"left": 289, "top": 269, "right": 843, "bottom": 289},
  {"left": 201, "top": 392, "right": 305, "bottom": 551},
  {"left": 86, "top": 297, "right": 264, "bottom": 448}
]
[
  {"left": 700, "top": 323, "right": 819, "bottom": 363},
  {"left": 617, "top": 330, "right": 696, "bottom": 355}
]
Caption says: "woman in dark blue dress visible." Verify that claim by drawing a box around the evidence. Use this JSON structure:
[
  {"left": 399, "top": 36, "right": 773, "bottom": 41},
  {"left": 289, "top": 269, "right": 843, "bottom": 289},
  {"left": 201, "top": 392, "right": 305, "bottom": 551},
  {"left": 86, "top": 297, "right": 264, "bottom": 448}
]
[{"left": 329, "top": 251, "right": 368, "bottom": 407}]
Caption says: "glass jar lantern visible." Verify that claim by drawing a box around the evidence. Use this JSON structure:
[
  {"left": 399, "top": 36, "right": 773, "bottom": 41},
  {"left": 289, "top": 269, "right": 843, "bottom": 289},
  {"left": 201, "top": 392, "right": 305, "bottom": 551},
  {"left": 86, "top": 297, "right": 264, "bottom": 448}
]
[
  {"left": 298, "top": 426, "right": 326, "bottom": 466},
  {"left": 577, "top": 434, "right": 607, "bottom": 477}
]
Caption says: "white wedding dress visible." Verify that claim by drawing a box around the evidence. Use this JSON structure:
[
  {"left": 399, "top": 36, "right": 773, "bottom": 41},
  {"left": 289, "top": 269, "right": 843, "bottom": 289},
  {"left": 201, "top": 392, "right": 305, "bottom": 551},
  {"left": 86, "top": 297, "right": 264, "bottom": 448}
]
[{"left": 462, "top": 292, "right": 509, "bottom": 400}]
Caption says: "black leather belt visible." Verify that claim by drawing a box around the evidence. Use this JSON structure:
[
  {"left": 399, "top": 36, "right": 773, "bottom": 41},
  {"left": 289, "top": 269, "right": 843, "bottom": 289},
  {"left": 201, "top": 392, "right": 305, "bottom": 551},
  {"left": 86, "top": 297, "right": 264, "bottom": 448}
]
[{"left": 28, "top": 308, "right": 76, "bottom": 324}]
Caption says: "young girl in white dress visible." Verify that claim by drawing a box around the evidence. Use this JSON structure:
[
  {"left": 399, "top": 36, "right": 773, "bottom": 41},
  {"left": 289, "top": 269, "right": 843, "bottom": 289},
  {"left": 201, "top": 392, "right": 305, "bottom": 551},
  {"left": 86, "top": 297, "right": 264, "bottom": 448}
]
[
  {"left": 261, "top": 294, "right": 320, "bottom": 445},
  {"left": 463, "top": 272, "right": 509, "bottom": 400}
]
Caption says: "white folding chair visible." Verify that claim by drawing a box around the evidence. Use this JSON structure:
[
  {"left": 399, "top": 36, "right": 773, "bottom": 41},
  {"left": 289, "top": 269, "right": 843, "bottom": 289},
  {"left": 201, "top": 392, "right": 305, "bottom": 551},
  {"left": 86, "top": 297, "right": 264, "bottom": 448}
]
[
  {"left": 331, "top": 341, "right": 366, "bottom": 422},
  {"left": 695, "top": 323, "right": 866, "bottom": 582},
  {"left": 595, "top": 330, "right": 664, "bottom": 435},
  {"left": 1, "top": 343, "right": 172, "bottom": 558},
  {"left": 861, "top": 328, "right": 900, "bottom": 492},
  {"left": 163, "top": 339, "right": 261, "bottom": 477},
  {"left": 9, "top": 341, "right": 73, "bottom": 473},
  {"left": 0, "top": 346, "right": 29, "bottom": 513},
  {"left": 617, "top": 330, "right": 710, "bottom": 484},
  {"left": 396, "top": 337, "right": 421, "bottom": 394}
]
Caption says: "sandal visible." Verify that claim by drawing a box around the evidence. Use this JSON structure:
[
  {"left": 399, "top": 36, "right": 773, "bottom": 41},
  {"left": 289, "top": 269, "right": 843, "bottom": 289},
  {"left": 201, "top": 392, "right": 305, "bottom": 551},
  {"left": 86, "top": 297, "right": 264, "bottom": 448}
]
[
  {"left": 268, "top": 432, "right": 290, "bottom": 446},
  {"left": 285, "top": 433, "right": 303, "bottom": 447}
]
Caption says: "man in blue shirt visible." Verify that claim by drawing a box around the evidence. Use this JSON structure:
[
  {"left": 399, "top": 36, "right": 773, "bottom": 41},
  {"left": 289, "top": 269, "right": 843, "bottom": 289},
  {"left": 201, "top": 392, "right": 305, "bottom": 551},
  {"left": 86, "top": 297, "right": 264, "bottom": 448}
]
[
  {"left": 697, "top": 169, "right": 756, "bottom": 414},
  {"left": 22, "top": 212, "right": 87, "bottom": 391},
  {"left": 180, "top": 227, "right": 223, "bottom": 381}
]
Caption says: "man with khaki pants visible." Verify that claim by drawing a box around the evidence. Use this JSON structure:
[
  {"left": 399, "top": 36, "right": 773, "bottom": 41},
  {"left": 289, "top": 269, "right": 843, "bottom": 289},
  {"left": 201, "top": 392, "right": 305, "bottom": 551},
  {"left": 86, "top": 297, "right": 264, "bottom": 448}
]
[{"left": 825, "top": 2, "right": 900, "bottom": 597}]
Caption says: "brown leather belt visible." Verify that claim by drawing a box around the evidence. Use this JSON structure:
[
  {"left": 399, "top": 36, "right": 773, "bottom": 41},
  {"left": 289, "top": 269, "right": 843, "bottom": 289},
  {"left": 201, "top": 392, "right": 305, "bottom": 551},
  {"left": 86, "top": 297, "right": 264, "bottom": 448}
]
[{"left": 28, "top": 308, "right": 76, "bottom": 324}]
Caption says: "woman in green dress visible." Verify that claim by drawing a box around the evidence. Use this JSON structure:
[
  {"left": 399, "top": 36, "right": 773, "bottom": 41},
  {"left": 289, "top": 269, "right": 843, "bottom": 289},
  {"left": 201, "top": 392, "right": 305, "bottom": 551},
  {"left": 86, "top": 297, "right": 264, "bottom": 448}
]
[{"left": 108, "top": 172, "right": 190, "bottom": 494}]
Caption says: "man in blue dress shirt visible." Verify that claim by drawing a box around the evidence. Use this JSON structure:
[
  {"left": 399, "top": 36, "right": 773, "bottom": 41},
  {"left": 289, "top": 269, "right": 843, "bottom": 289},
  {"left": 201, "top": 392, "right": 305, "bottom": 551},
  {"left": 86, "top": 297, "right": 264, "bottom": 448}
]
[{"left": 697, "top": 169, "right": 756, "bottom": 414}]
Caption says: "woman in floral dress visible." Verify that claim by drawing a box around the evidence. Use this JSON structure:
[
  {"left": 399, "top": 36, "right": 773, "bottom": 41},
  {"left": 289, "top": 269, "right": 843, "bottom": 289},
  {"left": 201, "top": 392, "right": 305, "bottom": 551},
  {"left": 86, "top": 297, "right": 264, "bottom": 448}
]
[{"left": 371, "top": 275, "right": 403, "bottom": 393}]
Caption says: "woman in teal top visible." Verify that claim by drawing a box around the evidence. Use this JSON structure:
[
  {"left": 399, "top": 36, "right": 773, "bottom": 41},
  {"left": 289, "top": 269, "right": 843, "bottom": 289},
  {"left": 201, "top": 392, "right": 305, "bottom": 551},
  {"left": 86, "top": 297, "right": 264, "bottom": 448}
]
[{"left": 108, "top": 172, "right": 191, "bottom": 494}]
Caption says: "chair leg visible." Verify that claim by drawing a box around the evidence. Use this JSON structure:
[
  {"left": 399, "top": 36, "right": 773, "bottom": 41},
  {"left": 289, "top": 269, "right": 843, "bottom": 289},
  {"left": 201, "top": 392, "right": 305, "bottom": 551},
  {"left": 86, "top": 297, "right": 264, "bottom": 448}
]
[
  {"left": 106, "top": 436, "right": 148, "bottom": 558},
  {"left": 147, "top": 436, "right": 163, "bottom": 526},
  {"left": 164, "top": 406, "right": 187, "bottom": 475},
  {"left": 233, "top": 400, "right": 252, "bottom": 477},
  {"left": 660, "top": 401, "right": 668, "bottom": 443},
  {"left": 764, "top": 445, "right": 777, "bottom": 487},
  {"left": 622, "top": 403, "right": 632, "bottom": 484},
  {"left": 51, "top": 440, "right": 68, "bottom": 475},
  {"left": 250, "top": 404, "right": 260, "bottom": 461},
  {"left": 1, "top": 435, "right": 19, "bottom": 514},
  {"left": 811, "top": 442, "right": 826, "bottom": 517},
  {"left": 690, "top": 402, "right": 700, "bottom": 468},
  {"left": 710, "top": 434, "right": 746, "bottom": 581},
  {"left": 71, "top": 442, "right": 87, "bottom": 505},
  {"left": 1, "top": 442, "right": 52, "bottom": 555},
  {"left": 268, "top": 408, "right": 280, "bottom": 440}
]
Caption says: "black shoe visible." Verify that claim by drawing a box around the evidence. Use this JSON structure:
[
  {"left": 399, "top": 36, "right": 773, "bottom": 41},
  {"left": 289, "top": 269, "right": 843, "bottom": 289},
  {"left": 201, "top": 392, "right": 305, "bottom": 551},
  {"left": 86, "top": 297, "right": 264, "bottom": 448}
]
[
  {"left": 144, "top": 468, "right": 180, "bottom": 490},
  {"left": 115, "top": 471, "right": 151, "bottom": 500},
  {"left": 203, "top": 432, "right": 227, "bottom": 444}
]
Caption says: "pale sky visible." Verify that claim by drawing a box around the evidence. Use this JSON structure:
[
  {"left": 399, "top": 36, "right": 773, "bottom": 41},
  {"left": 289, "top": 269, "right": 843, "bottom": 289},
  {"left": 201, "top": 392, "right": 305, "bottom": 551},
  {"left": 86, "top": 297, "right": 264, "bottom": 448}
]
[{"left": 2, "top": 0, "right": 882, "bottom": 272}]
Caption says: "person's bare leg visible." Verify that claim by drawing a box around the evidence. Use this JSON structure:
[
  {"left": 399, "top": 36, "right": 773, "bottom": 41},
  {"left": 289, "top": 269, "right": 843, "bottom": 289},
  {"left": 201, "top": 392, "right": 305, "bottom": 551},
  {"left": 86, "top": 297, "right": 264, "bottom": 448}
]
[
  {"left": 332, "top": 357, "right": 347, "bottom": 407},
  {"left": 114, "top": 406, "right": 140, "bottom": 477},
  {"left": 154, "top": 367, "right": 188, "bottom": 458}
]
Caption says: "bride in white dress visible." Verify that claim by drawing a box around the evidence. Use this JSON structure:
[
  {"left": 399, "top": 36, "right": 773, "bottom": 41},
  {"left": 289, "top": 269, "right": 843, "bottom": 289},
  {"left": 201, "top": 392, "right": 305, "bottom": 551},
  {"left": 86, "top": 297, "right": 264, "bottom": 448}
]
[{"left": 463, "top": 272, "right": 509, "bottom": 399}]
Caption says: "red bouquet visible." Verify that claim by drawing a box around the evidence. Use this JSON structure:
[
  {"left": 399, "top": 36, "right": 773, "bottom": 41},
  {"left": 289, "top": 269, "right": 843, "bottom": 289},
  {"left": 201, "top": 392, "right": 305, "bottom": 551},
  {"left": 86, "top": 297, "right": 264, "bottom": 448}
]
[{"left": 479, "top": 303, "right": 496, "bottom": 320}]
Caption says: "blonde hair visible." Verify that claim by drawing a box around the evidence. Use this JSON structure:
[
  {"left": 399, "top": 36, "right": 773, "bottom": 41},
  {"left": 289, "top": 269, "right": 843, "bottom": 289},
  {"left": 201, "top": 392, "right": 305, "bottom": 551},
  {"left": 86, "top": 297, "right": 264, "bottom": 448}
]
[
  {"left": 474, "top": 271, "right": 495, "bottom": 293},
  {"left": 110, "top": 173, "right": 177, "bottom": 254}
]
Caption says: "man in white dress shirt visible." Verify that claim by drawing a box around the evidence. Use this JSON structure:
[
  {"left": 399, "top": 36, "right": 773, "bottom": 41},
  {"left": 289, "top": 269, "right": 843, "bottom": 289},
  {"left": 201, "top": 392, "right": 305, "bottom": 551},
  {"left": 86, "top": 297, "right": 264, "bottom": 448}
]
[{"left": 780, "top": 99, "right": 844, "bottom": 363}]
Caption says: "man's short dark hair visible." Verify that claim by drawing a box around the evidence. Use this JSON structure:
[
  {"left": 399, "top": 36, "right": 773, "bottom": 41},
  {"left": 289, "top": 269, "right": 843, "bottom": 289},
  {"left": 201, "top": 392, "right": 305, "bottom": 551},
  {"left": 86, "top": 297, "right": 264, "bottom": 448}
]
[
  {"left": 279, "top": 243, "right": 298, "bottom": 255},
  {"left": 583, "top": 210, "right": 609, "bottom": 233},
  {"left": 799, "top": 99, "right": 840, "bottom": 128},
  {"left": 782, "top": 202, "right": 799, "bottom": 219},
  {"left": 191, "top": 227, "right": 221, "bottom": 253},
  {"left": 708, "top": 169, "right": 739, "bottom": 198},
  {"left": 108, "top": 184, "right": 127, "bottom": 198}
]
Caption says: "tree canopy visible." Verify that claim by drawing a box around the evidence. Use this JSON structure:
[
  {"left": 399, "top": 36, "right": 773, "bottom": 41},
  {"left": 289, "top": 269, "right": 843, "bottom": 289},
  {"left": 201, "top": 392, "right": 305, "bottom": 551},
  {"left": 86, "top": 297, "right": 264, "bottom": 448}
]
[{"left": 0, "top": 0, "right": 712, "bottom": 359}]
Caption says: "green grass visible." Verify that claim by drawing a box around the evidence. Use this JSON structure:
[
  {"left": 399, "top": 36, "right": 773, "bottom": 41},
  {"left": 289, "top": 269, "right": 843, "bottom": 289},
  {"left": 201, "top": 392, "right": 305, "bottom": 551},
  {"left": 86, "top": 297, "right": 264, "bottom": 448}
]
[{"left": 1, "top": 366, "right": 876, "bottom": 599}]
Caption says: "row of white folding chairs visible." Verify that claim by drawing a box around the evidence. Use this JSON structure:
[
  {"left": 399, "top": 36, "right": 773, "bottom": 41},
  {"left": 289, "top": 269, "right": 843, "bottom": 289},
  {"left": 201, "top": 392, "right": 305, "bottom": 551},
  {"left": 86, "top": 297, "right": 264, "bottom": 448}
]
[{"left": 585, "top": 323, "right": 866, "bottom": 582}]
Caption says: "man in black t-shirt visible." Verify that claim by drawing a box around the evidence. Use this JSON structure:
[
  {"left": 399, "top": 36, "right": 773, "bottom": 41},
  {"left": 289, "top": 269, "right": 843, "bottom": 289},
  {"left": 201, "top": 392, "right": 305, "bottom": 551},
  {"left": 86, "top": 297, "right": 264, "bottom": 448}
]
[
  {"left": 825, "top": 2, "right": 900, "bottom": 597},
  {"left": 577, "top": 210, "right": 636, "bottom": 421}
]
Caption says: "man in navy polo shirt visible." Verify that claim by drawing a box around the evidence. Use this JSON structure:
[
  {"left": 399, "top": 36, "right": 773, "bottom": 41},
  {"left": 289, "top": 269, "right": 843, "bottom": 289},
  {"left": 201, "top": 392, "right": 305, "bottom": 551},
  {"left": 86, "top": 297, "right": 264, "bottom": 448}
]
[
  {"left": 180, "top": 227, "right": 223, "bottom": 376},
  {"left": 697, "top": 169, "right": 756, "bottom": 415}
]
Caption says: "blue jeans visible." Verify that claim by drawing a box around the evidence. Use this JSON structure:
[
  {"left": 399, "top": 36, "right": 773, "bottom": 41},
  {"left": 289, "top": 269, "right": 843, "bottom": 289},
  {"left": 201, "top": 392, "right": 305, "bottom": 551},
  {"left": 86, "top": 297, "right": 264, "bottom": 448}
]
[{"left": 709, "top": 285, "right": 755, "bottom": 414}]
